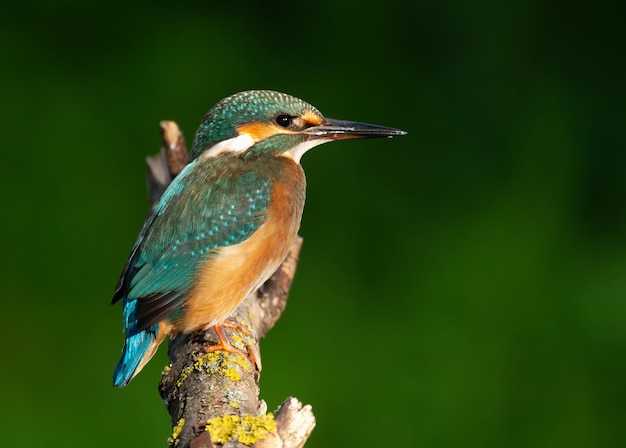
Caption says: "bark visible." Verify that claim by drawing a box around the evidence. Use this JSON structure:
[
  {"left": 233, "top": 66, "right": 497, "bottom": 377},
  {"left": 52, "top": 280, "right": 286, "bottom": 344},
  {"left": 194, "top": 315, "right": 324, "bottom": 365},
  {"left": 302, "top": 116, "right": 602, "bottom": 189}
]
[{"left": 146, "top": 121, "right": 315, "bottom": 448}]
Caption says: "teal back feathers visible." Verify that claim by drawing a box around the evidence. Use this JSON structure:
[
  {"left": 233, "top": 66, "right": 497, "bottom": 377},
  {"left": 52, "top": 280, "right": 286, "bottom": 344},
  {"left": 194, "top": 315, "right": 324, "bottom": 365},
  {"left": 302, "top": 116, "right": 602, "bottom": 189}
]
[
  {"left": 113, "top": 156, "right": 276, "bottom": 331},
  {"left": 112, "top": 156, "right": 281, "bottom": 386}
]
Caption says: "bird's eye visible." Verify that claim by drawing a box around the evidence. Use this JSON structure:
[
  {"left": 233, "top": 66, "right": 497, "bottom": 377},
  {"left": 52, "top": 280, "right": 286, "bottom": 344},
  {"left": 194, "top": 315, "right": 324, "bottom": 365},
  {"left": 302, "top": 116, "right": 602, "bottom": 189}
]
[{"left": 275, "top": 114, "right": 293, "bottom": 128}]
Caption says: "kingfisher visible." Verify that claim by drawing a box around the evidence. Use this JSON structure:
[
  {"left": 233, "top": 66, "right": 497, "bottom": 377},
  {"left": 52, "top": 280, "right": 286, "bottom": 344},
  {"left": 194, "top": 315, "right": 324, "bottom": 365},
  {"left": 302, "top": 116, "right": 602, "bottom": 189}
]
[{"left": 112, "top": 90, "right": 406, "bottom": 386}]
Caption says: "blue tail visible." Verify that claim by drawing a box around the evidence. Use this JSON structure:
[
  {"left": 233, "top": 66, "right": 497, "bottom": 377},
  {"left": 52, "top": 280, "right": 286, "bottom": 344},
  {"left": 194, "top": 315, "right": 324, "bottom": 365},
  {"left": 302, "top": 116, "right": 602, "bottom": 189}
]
[{"left": 113, "top": 325, "right": 158, "bottom": 387}]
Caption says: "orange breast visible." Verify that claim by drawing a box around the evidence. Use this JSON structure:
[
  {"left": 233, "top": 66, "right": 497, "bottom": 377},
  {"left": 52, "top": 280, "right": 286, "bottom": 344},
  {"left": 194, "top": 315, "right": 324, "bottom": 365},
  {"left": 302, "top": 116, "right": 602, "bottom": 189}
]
[{"left": 178, "top": 160, "right": 305, "bottom": 333}]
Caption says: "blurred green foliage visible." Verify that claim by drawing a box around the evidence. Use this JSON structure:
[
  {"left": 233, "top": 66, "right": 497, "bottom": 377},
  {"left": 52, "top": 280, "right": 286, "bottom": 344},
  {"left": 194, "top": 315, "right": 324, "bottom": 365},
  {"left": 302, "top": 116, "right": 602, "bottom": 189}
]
[{"left": 1, "top": 0, "right": 624, "bottom": 446}]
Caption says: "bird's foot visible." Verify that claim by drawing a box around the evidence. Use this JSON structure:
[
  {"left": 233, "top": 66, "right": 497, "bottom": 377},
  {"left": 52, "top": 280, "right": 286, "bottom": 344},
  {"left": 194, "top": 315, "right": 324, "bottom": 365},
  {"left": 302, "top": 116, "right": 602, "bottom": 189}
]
[{"left": 205, "top": 322, "right": 260, "bottom": 371}]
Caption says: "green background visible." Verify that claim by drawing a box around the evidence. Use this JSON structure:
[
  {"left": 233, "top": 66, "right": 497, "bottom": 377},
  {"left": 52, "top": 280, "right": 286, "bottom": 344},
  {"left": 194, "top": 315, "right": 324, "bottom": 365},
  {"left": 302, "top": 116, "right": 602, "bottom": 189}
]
[{"left": 1, "top": 1, "right": 624, "bottom": 447}]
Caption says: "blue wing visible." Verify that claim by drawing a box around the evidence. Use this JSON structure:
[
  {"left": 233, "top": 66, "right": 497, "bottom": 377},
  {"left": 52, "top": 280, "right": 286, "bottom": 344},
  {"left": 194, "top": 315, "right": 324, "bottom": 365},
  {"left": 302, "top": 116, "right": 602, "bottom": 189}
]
[{"left": 112, "top": 159, "right": 271, "bottom": 385}]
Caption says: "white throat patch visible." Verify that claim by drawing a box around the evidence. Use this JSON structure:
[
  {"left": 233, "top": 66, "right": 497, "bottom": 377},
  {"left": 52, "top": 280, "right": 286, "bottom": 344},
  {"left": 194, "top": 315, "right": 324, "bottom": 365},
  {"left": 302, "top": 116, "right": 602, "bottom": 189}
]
[
  {"left": 283, "top": 138, "right": 332, "bottom": 164},
  {"left": 199, "top": 134, "right": 255, "bottom": 160}
]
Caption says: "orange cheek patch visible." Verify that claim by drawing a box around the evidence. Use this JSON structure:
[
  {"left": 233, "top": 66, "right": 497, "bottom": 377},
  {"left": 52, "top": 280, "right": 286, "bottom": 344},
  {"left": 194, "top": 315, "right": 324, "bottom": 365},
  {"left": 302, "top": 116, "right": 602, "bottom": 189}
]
[
  {"left": 301, "top": 110, "right": 324, "bottom": 126},
  {"left": 236, "top": 122, "right": 283, "bottom": 141}
]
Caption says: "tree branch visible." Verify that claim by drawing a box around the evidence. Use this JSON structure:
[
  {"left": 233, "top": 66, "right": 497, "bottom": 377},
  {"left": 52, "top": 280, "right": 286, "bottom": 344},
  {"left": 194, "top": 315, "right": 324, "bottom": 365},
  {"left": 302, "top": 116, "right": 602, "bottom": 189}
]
[{"left": 146, "top": 121, "right": 315, "bottom": 448}]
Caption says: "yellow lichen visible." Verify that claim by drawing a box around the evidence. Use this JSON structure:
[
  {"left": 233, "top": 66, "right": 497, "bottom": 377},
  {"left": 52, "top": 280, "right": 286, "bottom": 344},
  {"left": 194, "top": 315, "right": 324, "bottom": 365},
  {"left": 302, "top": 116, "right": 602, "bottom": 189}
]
[
  {"left": 205, "top": 414, "right": 276, "bottom": 445},
  {"left": 236, "top": 316, "right": 253, "bottom": 332},
  {"left": 176, "top": 351, "right": 249, "bottom": 387},
  {"left": 223, "top": 367, "right": 241, "bottom": 381},
  {"left": 229, "top": 401, "right": 240, "bottom": 409},
  {"left": 231, "top": 334, "right": 245, "bottom": 350},
  {"left": 194, "top": 352, "right": 222, "bottom": 369},
  {"left": 168, "top": 418, "right": 185, "bottom": 447},
  {"left": 226, "top": 352, "right": 250, "bottom": 372},
  {"left": 176, "top": 365, "right": 194, "bottom": 387}
]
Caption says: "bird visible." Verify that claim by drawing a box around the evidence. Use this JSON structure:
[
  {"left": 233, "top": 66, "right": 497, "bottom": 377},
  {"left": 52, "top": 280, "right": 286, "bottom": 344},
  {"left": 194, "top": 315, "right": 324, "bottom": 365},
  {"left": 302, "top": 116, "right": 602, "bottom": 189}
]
[{"left": 112, "top": 90, "right": 406, "bottom": 386}]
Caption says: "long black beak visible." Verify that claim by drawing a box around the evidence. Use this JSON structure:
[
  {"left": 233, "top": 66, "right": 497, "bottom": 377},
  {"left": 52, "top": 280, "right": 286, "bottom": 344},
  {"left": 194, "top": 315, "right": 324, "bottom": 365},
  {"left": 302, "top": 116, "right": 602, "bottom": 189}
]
[{"left": 304, "top": 118, "right": 407, "bottom": 140}]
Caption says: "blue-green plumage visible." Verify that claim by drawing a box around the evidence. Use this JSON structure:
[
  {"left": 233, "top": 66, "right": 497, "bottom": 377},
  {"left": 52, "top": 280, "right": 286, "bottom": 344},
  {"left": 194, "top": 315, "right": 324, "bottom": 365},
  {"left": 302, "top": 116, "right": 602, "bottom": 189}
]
[
  {"left": 112, "top": 90, "right": 406, "bottom": 387},
  {"left": 113, "top": 157, "right": 276, "bottom": 386}
]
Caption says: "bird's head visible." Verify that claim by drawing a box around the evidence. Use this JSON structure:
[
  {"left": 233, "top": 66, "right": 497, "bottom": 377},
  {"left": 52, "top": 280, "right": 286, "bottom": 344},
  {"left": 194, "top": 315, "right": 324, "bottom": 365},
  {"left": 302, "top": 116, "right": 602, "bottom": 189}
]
[{"left": 189, "top": 90, "right": 406, "bottom": 163}]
